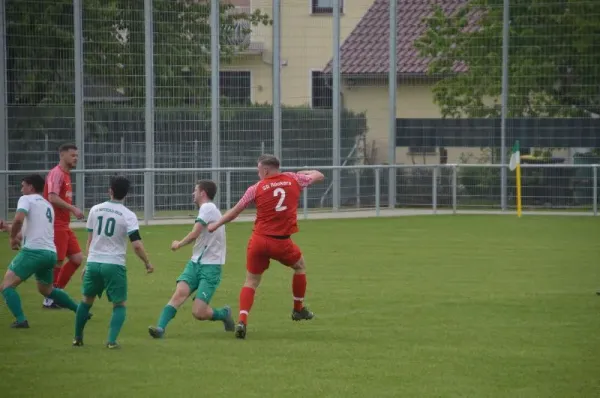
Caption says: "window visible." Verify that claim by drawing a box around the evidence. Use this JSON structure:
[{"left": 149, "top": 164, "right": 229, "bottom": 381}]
[
  {"left": 311, "top": 71, "right": 332, "bottom": 109},
  {"left": 311, "top": 0, "right": 343, "bottom": 14},
  {"left": 216, "top": 71, "right": 251, "bottom": 105}
]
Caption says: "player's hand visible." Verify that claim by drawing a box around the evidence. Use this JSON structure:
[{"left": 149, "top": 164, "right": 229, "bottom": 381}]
[
  {"left": 9, "top": 238, "right": 21, "bottom": 250},
  {"left": 207, "top": 223, "right": 217, "bottom": 233},
  {"left": 0, "top": 219, "right": 5, "bottom": 231},
  {"left": 72, "top": 207, "right": 85, "bottom": 220},
  {"left": 145, "top": 263, "right": 154, "bottom": 274},
  {"left": 171, "top": 240, "right": 180, "bottom": 251}
]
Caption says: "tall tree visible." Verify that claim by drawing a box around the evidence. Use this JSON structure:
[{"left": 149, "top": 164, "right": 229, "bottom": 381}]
[
  {"left": 5, "top": 0, "right": 271, "bottom": 106},
  {"left": 414, "top": 0, "right": 600, "bottom": 119}
]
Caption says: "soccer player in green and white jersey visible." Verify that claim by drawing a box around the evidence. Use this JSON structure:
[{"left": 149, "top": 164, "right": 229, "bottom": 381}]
[
  {"left": 0, "top": 174, "right": 83, "bottom": 328},
  {"left": 73, "top": 176, "right": 154, "bottom": 349},
  {"left": 148, "top": 180, "right": 234, "bottom": 338}
]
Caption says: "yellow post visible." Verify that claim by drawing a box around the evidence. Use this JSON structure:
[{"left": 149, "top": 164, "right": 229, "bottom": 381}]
[{"left": 516, "top": 163, "right": 522, "bottom": 217}]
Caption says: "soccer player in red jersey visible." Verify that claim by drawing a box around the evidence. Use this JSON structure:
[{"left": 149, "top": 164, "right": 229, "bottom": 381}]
[
  {"left": 207, "top": 154, "right": 324, "bottom": 339},
  {"left": 42, "top": 143, "right": 85, "bottom": 309}
]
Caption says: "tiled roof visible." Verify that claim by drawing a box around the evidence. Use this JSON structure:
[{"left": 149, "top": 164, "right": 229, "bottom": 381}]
[{"left": 323, "top": 0, "right": 468, "bottom": 75}]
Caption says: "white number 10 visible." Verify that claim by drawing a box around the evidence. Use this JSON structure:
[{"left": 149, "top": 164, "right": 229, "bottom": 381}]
[{"left": 274, "top": 187, "right": 287, "bottom": 212}]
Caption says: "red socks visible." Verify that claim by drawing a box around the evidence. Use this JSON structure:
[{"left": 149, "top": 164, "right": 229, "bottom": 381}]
[
  {"left": 55, "top": 261, "right": 80, "bottom": 289},
  {"left": 238, "top": 274, "right": 307, "bottom": 324},
  {"left": 238, "top": 286, "right": 256, "bottom": 324},
  {"left": 292, "top": 273, "right": 307, "bottom": 311}
]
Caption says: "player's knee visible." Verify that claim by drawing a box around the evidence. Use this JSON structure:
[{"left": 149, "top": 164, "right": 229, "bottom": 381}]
[
  {"left": 192, "top": 301, "right": 211, "bottom": 320},
  {"left": 244, "top": 273, "right": 261, "bottom": 289},
  {"left": 292, "top": 257, "right": 306, "bottom": 272},
  {"left": 69, "top": 253, "right": 83, "bottom": 265},
  {"left": 38, "top": 284, "right": 53, "bottom": 297}
]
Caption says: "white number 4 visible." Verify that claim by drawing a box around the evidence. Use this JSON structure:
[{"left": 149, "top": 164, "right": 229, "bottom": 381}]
[{"left": 274, "top": 187, "right": 287, "bottom": 212}]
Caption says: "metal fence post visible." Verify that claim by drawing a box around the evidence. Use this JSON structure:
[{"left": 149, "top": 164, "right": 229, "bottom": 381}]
[
  {"left": 74, "top": 0, "right": 85, "bottom": 211},
  {"left": 226, "top": 171, "right": 231, "bottom": 210},
  {"left": 388, "top": 0, "right": 397, "bottom": 209},
  {"left": 375, "top": 168, "right": 380, "bottom": 217},
  {"left": 0, "top": 0, "right": 7, "bottom": 221},
  {"left": 452, "top": 165, "right": 457, "bottom": 214},
  {"left": 272, "top": 0, "right": 281, "bottom": 160},
  {"left": 210, "top": 0, "right": 221, "bottom": 206},
  {"left": 593, "top": 165, "right": 598, "bottom": 216},
  {"left": 303, "top": 188, "right": 308, "bottom": 220},
  {"left": 500, "top": 0, "right": 510, "bottom": 211},
  {"left": 143, "top": 0, "right": 155, "bottom": 223},
  {"left": 332, "top": 0, "right": 341, "bottom": 212},
  {"left": 355, "top": 171, "right": 361, "bottom": 208},
  {"left": 432, "top": 166, "right": 438, "bottom": 214}
]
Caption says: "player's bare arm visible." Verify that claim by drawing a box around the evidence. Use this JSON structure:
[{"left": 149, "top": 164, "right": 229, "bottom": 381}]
[
  {"left": 172, "top": 222, "right": 202, "bottom": 251},
  {"left": 48, "top": 192, "right": 84, "bottom": 220},
  {"left": 9, "top": 212, "right": 26, "bottom": 250},
  {"left": 131, "top": 238, "right": 154, "bottom": 273},
  {"left": 207, "top": 202, "right": 245, "bottom": 233},
  {"left": 0, "top": 219, "right": 10, "bottom": 232},
  {"left": 296, "top": 170, "right": 325, "bottom": 184}
]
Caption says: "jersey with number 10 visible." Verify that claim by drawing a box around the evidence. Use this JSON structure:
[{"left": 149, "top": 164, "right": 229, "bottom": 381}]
[
  {"left": 86, "top": 201, "right": 140, "bottom": 266},
  {"left": 238, "top": 172, "right": 312, "bottom": 237}
]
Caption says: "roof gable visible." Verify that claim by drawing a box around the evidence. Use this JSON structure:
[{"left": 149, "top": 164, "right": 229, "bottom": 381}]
[{"left": 323, "top": 0, "right": 468, "bottom": 75}]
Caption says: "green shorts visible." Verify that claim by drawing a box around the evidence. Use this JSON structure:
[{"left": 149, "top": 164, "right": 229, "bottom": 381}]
[
  {"left": 82, "top": 262, "right": 127, "bottom": 304},
  {"left": 8, "top": 248, "right": 57, "bottom": 285},
  {"left": 176, "top": 261, "right": 222, "bottom": 304}
]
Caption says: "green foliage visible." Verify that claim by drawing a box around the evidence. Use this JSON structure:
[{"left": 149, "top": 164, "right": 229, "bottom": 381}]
[
  {"left": 5, "top": 0, "right": 271, "bottom": 106},
  {"left": 414, "top": 0, "right": 600, "bottom": 118}
]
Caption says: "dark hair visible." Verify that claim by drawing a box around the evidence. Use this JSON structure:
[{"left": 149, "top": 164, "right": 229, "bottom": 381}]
[
  {"left": 59, "top": 143, "right": 78, "bottom": 153},
  {"left": 110, "top": 175, "right": 130, "bottom": 200},
  {"left": 196, "top": 180, "right": 217, "bottom": 200},
  {"left": 257, "top": 154, "right": 280, "bottom": 169},
  {"left": 22, "top": 174, "right": 45, "bottom": 193}
]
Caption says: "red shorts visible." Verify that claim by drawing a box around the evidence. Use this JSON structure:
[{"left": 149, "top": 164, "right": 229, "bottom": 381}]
[
  {"left": 55, "top": 229, "right": 81, "bottom": 262},
  {"left": 246, "top": 234, "right": 302, "bottom": 275}
]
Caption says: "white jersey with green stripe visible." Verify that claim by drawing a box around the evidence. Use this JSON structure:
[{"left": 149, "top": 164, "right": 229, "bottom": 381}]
[
  {"left": 86, "top": 200, "right": 139, "bottom": 266},
  {"left": 191, "top": 202, "right": 226, "bottom": 264},
  {"left": 16, "top": 194, "right": 56, "bottom": 252}
]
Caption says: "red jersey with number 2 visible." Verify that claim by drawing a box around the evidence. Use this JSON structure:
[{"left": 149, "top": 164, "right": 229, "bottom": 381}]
[
  {"left": 237, "top": 172, "right": 312, "bottom": 236},
  {"left": 43, "top": 165, "right": 73, "bottom": 230}
]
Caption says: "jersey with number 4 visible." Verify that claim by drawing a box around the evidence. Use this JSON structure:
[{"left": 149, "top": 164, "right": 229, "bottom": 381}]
[
  {"left": 16, "top": 194, "right": 56, "bottom": 252},
  {"left": 237, "top": 172, "right": 312, "bottom": 236},
  {"left": 86, "top": 201, "right": 140, "bottom": 266}
]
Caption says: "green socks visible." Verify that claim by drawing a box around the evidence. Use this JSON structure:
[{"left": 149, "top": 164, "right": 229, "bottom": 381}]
[
  {"left": 49, "top": 288, "right": 78, "bottom": 312},
  {"left": 74, "top": 302, "right": 92, "bottom": 339},
  {"left": 211, "top": 307, "right": 228, "bottom": 321},
  {"left": 157, "top": 305, "right": 177, "bottom": 330},
  {"left": 108, "top": 305, "right": 126, "bottom": 344},
  {"left": 2, "top": 287, "right": 26, "bottom": 323}
]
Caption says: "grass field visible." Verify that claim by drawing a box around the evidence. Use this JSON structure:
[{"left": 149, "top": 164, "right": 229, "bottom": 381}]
[{"left": 1, "top": 215, "right": 599, "bottom": 398}]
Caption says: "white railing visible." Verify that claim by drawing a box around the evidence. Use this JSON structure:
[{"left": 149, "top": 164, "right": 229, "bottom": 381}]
[{"left": 0, "top": 164, "right": 598, "bottom": 223}]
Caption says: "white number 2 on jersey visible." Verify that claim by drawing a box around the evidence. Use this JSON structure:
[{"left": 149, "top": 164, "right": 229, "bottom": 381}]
[{"left": 273, "top": 187, "right": 288, "bottom": 212}]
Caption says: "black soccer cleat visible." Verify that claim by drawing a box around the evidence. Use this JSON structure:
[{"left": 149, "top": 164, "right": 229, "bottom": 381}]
[
  {"left": 234, "top": 322, "right": 246, "bottom": 339},
  {"left": 72, "top": 338, "right": 84, "bottom": 347},
  {"left": 596, "top": 290, "right": 600, "bottom": 296},
  {"left": 291, "top": 307, "right": 314, "bottom": 321},
  {"left": 10, "top": 320, "right": 30, "bottom": 329}
]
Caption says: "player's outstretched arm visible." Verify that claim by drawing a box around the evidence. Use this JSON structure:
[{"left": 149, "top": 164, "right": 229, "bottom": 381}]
[
  {"left": 207, "top": 184, "right": 256, "bottom": 233},
  {"left": 207, "top": 203, "right": 245, "bottom": 233},
  {"left": 296, "top": 170, "right": 325, "bottom": 184},
  {"left": 172, "top": 222, "right": 202, "bottom": 251},
  {"left": 0, "top": 219, "right": 10, "bottom": 232}
]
